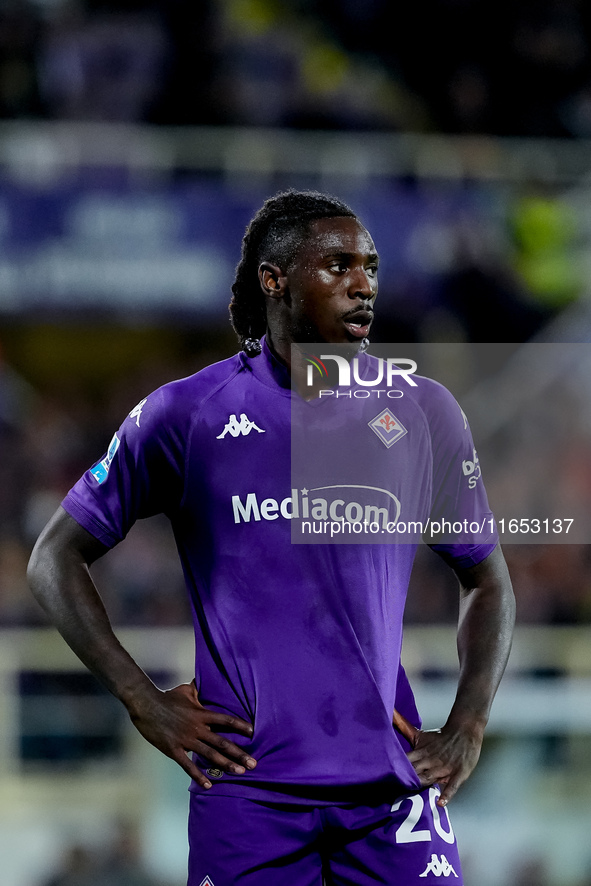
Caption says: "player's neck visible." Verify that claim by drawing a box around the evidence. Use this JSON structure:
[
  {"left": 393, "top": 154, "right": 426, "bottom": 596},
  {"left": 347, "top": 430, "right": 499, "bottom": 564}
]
[{"left": 266, "top": 332, "right": 323, "bottom": 400}]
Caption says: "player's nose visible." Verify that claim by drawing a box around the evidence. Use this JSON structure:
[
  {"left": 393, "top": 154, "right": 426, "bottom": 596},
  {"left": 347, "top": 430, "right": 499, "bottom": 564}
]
[{"left": 348, "top": 266, "right": 375, "bottom": 300}]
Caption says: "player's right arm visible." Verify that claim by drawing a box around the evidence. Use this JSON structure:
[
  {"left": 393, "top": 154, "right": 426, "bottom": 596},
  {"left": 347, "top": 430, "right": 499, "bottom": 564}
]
[{"left": 27, "top": 506, "right": 256, "bottom": 789}]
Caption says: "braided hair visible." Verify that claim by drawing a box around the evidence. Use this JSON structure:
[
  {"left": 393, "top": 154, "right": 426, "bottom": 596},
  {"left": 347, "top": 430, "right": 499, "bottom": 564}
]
[{"left": 229, "top": 189, "right": 357, "bottom": 356}]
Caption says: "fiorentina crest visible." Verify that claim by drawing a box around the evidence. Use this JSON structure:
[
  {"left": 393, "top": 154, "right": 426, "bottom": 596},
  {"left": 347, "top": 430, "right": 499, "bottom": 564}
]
[{"left": 368, "top": 409, "right": 407, "bottom": 448}]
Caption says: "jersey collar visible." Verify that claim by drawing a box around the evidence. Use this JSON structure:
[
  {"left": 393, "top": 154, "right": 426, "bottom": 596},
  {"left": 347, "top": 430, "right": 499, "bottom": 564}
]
[
  {"left": 243, "top": 335, "right": 292, "bottom": 393},
  {"left": 244, "top": 336, "right": 376, "bottom": 397}
]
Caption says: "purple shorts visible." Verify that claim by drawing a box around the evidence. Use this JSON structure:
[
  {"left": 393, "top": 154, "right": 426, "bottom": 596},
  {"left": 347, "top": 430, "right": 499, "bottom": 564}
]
[{"left": 188, "top": 785, "right": 463, "bottom": 885}]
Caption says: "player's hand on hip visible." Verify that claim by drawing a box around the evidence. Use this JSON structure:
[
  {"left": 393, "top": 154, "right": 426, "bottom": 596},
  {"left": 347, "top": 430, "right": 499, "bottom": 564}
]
[
  {"left": 406, "top": 722, "right": 483, "bottom": 807},
  {"left": 126, "top": 679, "right": 257, "bottom": 789}
]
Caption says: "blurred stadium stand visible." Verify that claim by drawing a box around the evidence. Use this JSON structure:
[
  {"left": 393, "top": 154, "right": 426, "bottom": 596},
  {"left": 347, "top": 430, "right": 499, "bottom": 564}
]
[{"left": 2, "top": 1, "right": 591, "bottom": 885}]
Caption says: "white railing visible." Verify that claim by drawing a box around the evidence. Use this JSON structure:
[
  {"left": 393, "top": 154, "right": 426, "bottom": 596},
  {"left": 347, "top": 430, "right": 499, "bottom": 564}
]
[
  {"left": 2, "top": 122, "right": 591, "bottom": 184},
  {"left": 1, "top": 623, "right": 590, "bottom": 782}
]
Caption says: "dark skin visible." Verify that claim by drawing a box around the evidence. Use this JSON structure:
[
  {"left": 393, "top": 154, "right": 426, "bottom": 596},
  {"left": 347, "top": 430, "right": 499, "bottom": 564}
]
[
  {"left": 393, "top": 544, "right": 514, "bottom": 805},
  {"left": 27, "top": 215, "right": 515, "bottom": 803},
  {"left": 260, "top": 216, "right": 379, "bottom": 397},
  {"left": 27, "top": 511, "right": 257, "bottom": 790}
]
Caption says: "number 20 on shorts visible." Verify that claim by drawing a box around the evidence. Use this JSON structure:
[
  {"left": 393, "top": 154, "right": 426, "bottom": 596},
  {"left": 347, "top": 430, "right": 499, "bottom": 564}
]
[{"left": 391, "top": 788, "right": 455, "bottom": 844}]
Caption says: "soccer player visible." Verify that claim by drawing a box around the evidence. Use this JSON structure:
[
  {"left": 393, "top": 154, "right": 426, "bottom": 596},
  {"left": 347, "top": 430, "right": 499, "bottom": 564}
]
[{"left": 28, "top": 190, "right": 515, "bottom": 885}]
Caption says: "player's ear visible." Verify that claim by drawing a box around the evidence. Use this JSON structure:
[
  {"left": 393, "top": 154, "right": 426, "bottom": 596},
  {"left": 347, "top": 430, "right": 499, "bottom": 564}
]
[{"left": 259, "top": 262, "right": 287, "bottom": 300}]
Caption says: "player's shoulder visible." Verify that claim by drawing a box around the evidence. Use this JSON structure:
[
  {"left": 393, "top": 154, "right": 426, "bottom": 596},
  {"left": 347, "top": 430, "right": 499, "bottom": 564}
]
[
  {"left": 361, "top": 352, "right": 453, "bottom": 403},
  {"left": 410, "top": 373, "right": 459, "bottom": 407},
  {"left": 357, "top": 352, "right": 463, "bottom": 422},
  {"left": 123, "top": 353, "right": 246, "bottom": 433},
  {"left": 164, "top": 352, "right": 246, "bottom": 403},
  {"left": 405, "top": 373, "right": 468, "bottom": 434}
]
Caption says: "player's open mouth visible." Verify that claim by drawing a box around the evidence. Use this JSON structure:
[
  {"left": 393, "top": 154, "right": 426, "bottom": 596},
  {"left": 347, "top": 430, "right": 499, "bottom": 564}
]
[
  {"left": 343, "top": 311, "right": 373, "bottom": 339},
  {"left": 344, "top": 322, "right": 370, "bottom": 339}
]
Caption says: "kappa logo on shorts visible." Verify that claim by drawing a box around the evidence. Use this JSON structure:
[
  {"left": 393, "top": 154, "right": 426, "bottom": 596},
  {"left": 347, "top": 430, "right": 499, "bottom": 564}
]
[
  {"left": 368, "top": 409, "right": 407, "bottom": 448},
  {"left": 419, "top": 854, "right": 458, "bottom": 878},
  {"left": 198, "top": 877, "right": 216, "bottom": 886},
  {"left": 217, "top": 413, "right": 265, "bottom": 439}
]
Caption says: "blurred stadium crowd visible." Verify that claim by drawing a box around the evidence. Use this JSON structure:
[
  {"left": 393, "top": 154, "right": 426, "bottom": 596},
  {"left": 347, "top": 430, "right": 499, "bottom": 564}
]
[
  {"left": 3, "top": 0, "right": 591, "bottom": 136},
  {"left": 39, "top": 823, "right": 161, "bottom": 886}
]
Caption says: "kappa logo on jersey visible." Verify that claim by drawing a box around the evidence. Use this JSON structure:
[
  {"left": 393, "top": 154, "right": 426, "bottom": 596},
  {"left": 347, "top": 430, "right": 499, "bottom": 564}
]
[
  {"left": 198, "top": 877, "right": 216, "bottom": 886},
  {"left": 462, "top": 447, "right": 481, "bottom": 489},
  {"left": 419, "top": 854, "right": 458, "bottom": 878},
  {"left": 90, "top": 434, "right": 120, "bottom": 485},
  {"left": 368, "top": 409, "right": 407, "bottom": 448},
  {"left": 217, "top": 413, "right": 265, "bottom": 439},
  {"left": 129, "top": 398, "right": 147, "bottom": 428}
]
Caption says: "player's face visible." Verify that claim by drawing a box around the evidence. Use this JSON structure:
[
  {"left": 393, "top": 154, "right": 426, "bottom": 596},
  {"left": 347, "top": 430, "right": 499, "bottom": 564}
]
[{"left": 285, "top": 216, "right": 379, "bottom": 345}]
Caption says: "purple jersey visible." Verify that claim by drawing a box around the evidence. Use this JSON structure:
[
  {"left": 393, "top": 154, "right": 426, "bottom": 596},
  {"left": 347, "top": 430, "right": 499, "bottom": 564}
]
[{"left": 62, "top": 340, "right": 496, "bottom": 805}]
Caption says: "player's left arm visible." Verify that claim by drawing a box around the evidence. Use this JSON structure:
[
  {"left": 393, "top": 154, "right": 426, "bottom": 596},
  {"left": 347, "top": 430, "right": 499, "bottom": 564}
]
[{"left": 406, "top": 543, "right": 515, "bottom": 806}]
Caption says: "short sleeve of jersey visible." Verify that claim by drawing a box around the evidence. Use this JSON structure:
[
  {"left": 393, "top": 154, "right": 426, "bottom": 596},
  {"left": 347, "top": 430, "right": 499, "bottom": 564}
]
[
  {"left": 62, "top": 388, "right": 185, "bottom": 548},
  {"left": 421, "top": 378, "right": 498, "bottom": 569}
]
